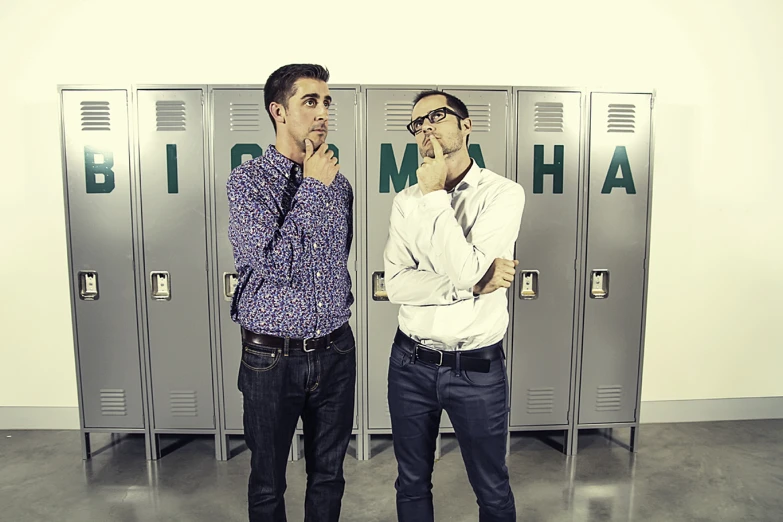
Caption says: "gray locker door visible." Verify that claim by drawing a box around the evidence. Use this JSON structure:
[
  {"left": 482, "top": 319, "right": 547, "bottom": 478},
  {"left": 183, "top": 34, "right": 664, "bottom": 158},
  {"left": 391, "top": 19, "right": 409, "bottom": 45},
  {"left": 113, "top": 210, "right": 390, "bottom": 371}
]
[
  {"left": 136, "top": 89, "right": 215, "bottom": 430},
  {"left": 325, "top": 88, "right": 360, "bottom": 431},
  {"left": 365, "top": 88, "right": 508, "bottom": 430},
  {"left": 211, "top": 88, "right": 274, "bottom": 431},
  {"left": 439, "top": 88, "right": 509, "bottom": 430},
  {"left": 579, "top": 93, "right": 652, "bottom": 424},
  {"left": 212, "top": 87, "right": 360, "bottom": 432},
  {"left": 510, "top": 91, "right": 581, "bottom": 427},
  {"left": 62, "top": 90, "right": 144, "bottom": 429},
  {"left": 366, "top": 88, "right": 428, "bottom": 430}
]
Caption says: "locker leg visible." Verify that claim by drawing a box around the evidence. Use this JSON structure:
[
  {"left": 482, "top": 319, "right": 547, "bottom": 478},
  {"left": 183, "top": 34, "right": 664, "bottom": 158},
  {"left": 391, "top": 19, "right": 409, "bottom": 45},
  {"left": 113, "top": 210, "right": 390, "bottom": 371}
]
[
  {"left": 434, "top": 434, "right": 442, "bottom": 461},
  {"left": 289, "top": 434, "right": 301, "bottom": 462},
  {"left": 566, "top": 428, "right": 578, "bottom": 456},
  {"left": 359, "top": 433, "right": 370, "bottom": 460},
  {"left": 630, "top": 425, "right": 639, "bottom": 453},
  {"left": 214, "top": 433, "right": 228, "bottom": 461},
  {"left": 81, "top": 432, "right": 91, "bottom": 460},
  {"left": 355, "top": 432, "right": 365, "bottom": 462},
  {"left": 505, "top": 432, "right": 511, "bottom": 459},
  {"left": 148, "top": 433, "right": 161, "bottom": 461}
]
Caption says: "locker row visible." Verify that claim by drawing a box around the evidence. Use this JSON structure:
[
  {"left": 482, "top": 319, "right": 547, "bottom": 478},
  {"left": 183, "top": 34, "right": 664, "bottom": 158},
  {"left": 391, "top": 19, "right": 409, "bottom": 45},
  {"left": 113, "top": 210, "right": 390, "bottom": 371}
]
[{"left": 58, "top": 84, "right": 655, "bottom": 461}]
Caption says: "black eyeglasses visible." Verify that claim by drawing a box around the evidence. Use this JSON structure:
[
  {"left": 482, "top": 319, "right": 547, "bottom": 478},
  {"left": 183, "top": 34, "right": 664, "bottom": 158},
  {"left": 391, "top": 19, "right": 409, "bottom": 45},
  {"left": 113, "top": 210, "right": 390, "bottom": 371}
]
[{"left": 407, "top": 107, "right": 464, "bottom": 135}]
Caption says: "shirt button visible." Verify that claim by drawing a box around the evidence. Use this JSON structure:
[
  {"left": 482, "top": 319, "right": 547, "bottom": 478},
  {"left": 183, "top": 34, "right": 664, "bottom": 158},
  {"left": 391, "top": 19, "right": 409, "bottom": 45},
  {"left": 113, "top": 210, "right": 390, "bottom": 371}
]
[
  {"left": 313, "top": 243, "right": 318, "bottom": 249},
  {"left": 317, "top": 272, "right": 321, "bottom": 277},
  {"left": 318, "top": 302, "right": 323, "bottom": 307},
  {"left": 316, "top": 330, "right": 321, "bottom": 335}
]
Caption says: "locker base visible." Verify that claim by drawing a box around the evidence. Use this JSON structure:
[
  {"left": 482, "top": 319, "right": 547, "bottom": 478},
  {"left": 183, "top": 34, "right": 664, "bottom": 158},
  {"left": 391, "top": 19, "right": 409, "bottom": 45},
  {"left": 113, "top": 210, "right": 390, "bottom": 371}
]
[
  {"left": 78, "top": 429, "right": 147, "bottom": 460},
  {"left": 568, "top": 423, "right": 640, "bottom": 455},
  {"left": 146, "top": 430, "right": 222, "bottom": 461}
]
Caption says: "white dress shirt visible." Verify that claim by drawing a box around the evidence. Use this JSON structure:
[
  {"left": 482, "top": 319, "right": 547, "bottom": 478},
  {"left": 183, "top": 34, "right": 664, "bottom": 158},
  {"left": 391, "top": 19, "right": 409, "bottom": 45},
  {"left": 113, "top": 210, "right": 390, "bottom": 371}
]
[{"left": 383, "top": 159, "right": 526, "bottom": 351}]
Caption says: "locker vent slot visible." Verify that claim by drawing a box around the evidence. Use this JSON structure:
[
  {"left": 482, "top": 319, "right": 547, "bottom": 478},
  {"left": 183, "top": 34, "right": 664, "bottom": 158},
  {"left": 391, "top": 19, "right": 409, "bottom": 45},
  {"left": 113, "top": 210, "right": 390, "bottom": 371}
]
[
  {"left": 156, "top": 100, "right": 187, "bottom": 131},
  {"left": 466, "top": 104, "right": 490, "bottom": 132},
  {"left": 526, "top": 387, "right": 555, "bottom": 414},
  {"left": 100, "top": 389, "right": 127, "bottom": 416},
  {"left": 170, "top": 391, "right": 198, "bottom": 417},
  {"left": 607, "top": 104, "right": 635, "bottom": 133},
  {"left": 81, "top": 101, "right": 111, "bottom": 131},
  {"left": 229, "top": 103, "right": 261, "bottom": 132},
  {"left": 596, "top": 385, "right": 622, "bottom": 411},
  {"left": 385, "top": 102, "right": 414, "bottom": 131},
  {"left": 328, "top": 102, "right": 338, "bottom": 132},
  {"left": 534, "top": 102, "right": 564, "bottom": 132}
]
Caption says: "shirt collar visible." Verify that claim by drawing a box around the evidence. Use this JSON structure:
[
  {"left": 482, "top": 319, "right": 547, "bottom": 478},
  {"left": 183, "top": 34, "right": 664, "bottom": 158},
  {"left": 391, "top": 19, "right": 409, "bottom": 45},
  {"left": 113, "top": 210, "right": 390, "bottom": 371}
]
[
  {"left": 450, "top": 159, "right": 481, "bottom": 193},
  {"left": 265, "top": 145, "right": 303, "bottom": 183}
]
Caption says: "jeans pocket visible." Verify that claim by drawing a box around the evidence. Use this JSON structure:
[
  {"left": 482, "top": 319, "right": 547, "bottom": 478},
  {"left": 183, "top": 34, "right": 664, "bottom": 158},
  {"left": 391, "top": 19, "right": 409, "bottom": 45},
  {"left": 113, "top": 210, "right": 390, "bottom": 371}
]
[
  {"left": 462, "top": 358, "right": 506, "bottom": 387},
  {"left": 241, "top": 344, "right": 281, "bottom": 372},
  {"left": 331, "top": 337, "right": 356, "bottom": 355}
]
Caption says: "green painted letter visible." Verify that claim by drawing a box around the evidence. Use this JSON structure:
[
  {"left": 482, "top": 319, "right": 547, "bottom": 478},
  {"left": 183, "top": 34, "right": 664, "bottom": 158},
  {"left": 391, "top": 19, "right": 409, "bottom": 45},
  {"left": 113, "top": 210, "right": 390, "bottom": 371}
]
[
  {"left": 327, "top": 144, "right": 339, "bottom": 161},
  {"left": 601, "top": 146, "right": 636, "bottom": 194},
  {"left": 84, "top": 146, "right": 115, "bottom": 194},
  {"left": 534, "top": 145, "right": 564, "bottom": 194},
  {"left": 468, "top": 144, "right": 486, "bottom": 168},
  {"left": 380, "top": 143, "right": 418, "bottom": 193},
  {"left": 230, "top": 143, "right": 263, "bottom": 170}
]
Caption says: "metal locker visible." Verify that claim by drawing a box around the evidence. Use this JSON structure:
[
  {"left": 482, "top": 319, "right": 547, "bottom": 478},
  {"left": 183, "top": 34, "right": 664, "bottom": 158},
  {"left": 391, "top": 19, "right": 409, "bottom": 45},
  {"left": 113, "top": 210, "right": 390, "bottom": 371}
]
[
  {"left": 364, "top": 87, "right": 433, "bottom": 432},
  {"left": 577, "top": 92, "right": 653, "bottom": 427},
  {"left": 510, "top": 90, "right": 582, "bottom": 429},
  {"left": 439, "top": 87, "right": 512, "bottom": 430},
  {"left": 363, "top": 87, "right": 510, "bottom": 435},
  {"left": 210, "top": 87, "right": 274, "bottom": 433},
  {"left": 210, "top": 86, "right": 362, "bottom": 458},
  {"left": 323, "top": 87, "right": 362, "bottom": 435},
  {"left": 135, "top": 88, "right": 216, "bottom": 431},
  {"left": 60, "top": 89, "right": 146, "bottom": 446}
]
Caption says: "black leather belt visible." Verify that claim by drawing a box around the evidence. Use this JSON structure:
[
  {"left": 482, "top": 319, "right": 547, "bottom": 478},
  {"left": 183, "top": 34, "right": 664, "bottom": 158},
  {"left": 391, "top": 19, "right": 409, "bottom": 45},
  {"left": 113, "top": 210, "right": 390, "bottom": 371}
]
[
  {"left": 242, "top": 322, "right": 349, "bottom": 353},
  {"left": 394, "top": 329, "right": 499, "bottom": 373}
]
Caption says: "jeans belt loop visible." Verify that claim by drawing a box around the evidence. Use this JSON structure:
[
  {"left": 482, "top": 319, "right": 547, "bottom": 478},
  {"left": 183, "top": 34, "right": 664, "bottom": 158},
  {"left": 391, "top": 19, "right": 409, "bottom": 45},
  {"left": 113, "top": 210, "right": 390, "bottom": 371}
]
[
  {"left": 283, "top": 338, "right": 289, "bottom": 357},
  {"left": 455, "top": 351, "right": 461, "bottom": 377}
]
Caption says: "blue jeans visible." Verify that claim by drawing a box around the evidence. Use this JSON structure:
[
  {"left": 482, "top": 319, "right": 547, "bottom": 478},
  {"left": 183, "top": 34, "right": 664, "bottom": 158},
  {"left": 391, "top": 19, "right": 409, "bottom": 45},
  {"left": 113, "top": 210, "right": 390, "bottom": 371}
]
[
  {"left": 387, "top": 335, "right": 516, "bottom": 522},
  {"left": 238, "top": 325, "right": 356, "bottom": 522}
]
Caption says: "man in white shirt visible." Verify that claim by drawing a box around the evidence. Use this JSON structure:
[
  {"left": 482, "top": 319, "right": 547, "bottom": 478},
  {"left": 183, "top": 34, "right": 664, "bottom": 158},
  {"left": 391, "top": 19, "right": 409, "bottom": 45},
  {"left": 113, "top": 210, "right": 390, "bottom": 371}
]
[{"left": 383, "top": 90, "right": 525, "bottom": 522}]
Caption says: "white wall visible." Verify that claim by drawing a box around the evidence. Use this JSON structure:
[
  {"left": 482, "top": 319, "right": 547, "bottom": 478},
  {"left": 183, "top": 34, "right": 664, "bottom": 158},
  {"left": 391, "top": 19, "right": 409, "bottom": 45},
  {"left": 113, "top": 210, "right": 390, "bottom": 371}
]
[{"left": 1, "top": 0, "right": 781, "bottom": 416}]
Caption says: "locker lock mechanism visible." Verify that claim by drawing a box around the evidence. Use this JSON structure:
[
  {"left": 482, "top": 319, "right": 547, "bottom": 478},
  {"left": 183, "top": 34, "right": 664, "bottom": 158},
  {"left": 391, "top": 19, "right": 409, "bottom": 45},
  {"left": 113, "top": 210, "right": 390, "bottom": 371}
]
[
  {"left": 78, "top": 270, "right": 99, "bottom": 301},
  {"left": 372, "top": 271, "right": 389, "bottom": 301},
  {"left": 519, "top": 270, "right": 539, "bottom": 300},
  {"left": 150, "top": 271, "right": 171, "bottom": 301},
  {"left": 223, "top": 272, "right": 238, "bottom": 301},
  {"left": 590, "top": 270, "right": 609, "bottom": 299}
]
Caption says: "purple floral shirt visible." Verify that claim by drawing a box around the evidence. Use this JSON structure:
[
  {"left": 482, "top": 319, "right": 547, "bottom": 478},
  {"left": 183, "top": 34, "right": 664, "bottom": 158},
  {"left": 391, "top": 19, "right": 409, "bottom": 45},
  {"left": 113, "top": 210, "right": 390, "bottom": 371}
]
[{"left": 227, "top": 145, "right": 353, "bottom": 338}]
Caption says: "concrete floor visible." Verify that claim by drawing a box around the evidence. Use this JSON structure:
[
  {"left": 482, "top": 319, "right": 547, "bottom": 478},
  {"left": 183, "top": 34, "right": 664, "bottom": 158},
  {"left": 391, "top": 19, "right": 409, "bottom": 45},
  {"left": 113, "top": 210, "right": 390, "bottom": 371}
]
[{"left": 1, "top": 420, "right": 781, "bottom": 521}]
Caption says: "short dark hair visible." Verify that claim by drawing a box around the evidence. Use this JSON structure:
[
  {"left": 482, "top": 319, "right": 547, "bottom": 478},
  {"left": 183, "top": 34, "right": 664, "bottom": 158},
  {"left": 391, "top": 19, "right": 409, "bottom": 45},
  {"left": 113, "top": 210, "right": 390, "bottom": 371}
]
[
  {"left": 264, "top": 64, "right": 330, "bottom": 131},
  {"left": 412, "top": 89, "right": 471, "bottom": 145}
]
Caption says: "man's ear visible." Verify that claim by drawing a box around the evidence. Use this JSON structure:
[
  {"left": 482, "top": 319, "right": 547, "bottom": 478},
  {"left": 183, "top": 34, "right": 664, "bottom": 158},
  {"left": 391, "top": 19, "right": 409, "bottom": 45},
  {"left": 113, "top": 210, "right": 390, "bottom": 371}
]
[
  {"left": 462, "top": 117, "right": 472, "bottom": 135},
  {"left": 270, "top": 101, "right": 286, "bottom": 126}
]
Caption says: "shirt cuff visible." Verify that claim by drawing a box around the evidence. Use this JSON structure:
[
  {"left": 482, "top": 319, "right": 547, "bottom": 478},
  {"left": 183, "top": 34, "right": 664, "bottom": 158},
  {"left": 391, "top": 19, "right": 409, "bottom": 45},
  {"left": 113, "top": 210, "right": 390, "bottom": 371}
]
[
  {"left": 418, "top": 189, "right": 450, "bottom": 212},
  {"left": 294, "top": 178, "right": 331, "bottom": 216}
]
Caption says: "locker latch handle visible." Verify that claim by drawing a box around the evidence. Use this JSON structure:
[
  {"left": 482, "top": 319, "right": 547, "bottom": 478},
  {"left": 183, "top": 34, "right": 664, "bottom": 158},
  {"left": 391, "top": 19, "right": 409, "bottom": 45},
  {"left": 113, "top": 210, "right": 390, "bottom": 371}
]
[
  {"left": 590, "top": 269, "right": 609, "bottom": 299},
  {"left": 519, "top": 270, "right": 539, "bottom": 300},
  {"left": 372, "top": 271, "right": 388, "bottom": 301},
  {"left": 223, "top": 272, "right": 238, "bottom": 301},
  {"left": 78, "top": 270, "right": 99, "bottom": 301},
  {"left": 150, "top": 271, "right": 171, "bottom": 301}
]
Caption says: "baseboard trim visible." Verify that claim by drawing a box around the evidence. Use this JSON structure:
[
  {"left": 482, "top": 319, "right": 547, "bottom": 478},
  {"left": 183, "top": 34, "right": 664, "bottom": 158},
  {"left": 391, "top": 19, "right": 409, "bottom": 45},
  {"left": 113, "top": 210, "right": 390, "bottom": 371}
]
[
  {"left": 1, "top": 398, "right": 782, "bottom": 430},
  {"left": 639, "top": 396, "right": 783, "bottom": 424},
  {"left": 0, "top": 407, "right": 80, "bottom": 430}
]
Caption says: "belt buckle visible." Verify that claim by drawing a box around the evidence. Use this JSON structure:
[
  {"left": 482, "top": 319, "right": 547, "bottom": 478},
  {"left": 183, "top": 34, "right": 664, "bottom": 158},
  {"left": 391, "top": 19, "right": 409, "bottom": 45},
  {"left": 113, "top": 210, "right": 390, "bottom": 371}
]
[
  {"left": 418, "top": 343, "right": 443, "bottom": 366},
  {"left": 303, "top": 336, "right": 316, "bottom": 353}
]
